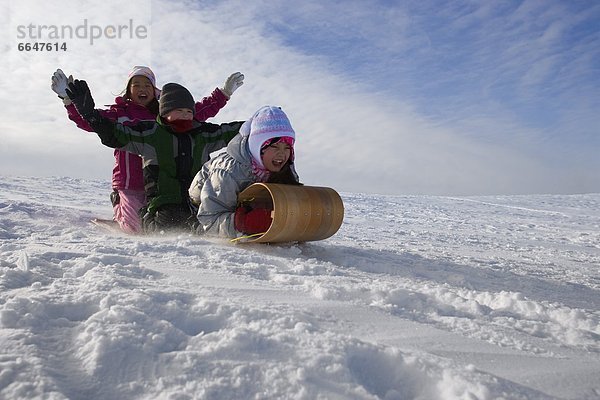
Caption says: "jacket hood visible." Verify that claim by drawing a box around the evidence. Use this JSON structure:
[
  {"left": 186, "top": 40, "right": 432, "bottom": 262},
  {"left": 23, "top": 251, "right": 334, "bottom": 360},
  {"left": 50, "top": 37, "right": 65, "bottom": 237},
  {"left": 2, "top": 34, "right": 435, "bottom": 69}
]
[
  {"left": 226, "top": 131, "right": 253, "bottom": 168},
  {"left": 107, "top": 96, "right": 130, "bottom": 109},
  {"left": 108, "top": 96, "right": 149, "bottom": 111}
]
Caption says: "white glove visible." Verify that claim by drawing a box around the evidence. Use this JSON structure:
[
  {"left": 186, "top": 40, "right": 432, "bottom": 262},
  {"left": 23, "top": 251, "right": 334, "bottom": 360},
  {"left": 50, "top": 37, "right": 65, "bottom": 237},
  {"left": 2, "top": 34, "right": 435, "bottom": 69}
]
[
  {"left": 221, "top": 72, "right": 244, "bottom": 98},
  {"left": 51, "top": 69, "right": 74, "bottom": 103}
]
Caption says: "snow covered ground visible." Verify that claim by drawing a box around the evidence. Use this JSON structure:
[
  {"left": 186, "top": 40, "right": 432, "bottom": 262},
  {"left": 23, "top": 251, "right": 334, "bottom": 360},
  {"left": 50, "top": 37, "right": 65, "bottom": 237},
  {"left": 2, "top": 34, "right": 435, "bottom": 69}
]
[{"left": 1, "top": 175, "right": 599, "bottom": 400}]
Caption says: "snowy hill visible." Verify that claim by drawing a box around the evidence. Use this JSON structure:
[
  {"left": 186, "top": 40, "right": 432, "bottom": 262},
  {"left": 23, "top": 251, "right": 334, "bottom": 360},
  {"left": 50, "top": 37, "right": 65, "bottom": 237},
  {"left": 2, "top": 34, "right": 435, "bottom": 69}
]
[{"left": 1, "top": 175, "right": 599, "bottom": 399}]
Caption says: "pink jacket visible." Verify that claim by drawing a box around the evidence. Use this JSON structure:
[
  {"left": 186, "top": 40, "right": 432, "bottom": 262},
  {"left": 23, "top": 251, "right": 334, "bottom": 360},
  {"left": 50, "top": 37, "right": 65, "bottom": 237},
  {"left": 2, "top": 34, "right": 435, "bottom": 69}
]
[{"left": 66, "top": 88, "right": 229, "bottom": 191}]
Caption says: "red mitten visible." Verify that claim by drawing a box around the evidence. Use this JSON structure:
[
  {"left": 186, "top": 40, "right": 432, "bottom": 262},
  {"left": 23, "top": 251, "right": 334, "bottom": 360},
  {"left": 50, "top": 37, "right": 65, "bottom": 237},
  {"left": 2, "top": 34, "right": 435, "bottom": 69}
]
[{"left": 234, "top": 207, "right": 272, "bottom": 234}]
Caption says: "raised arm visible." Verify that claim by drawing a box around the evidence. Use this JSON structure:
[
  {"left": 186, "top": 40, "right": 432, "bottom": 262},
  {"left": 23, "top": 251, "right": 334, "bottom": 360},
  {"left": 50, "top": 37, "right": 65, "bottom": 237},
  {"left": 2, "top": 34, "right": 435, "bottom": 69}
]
[
  {"left": 52, "top": 69, "right": 92, "bottom": 132},
  {"left": 65, "top": 80, "right": 150, "bottom": 153},
  {"left": 194, "top": 72, "right": 244, "bottom": 122},
  {"left": 52, "top": 69, "right": 116, "bottom": 132}
]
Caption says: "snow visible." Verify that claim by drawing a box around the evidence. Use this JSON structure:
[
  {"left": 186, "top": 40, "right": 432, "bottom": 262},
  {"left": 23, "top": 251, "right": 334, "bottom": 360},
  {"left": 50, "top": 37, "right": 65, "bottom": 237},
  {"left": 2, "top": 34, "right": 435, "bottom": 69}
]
[{"left": 1, "top": 175, "right": 599, "bottom": 400}]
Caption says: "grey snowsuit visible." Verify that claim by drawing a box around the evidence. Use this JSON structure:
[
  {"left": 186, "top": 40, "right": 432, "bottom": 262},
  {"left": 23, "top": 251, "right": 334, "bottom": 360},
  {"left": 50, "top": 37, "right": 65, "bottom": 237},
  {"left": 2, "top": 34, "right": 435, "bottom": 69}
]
[{"left": 189, "top": 132, "right": 259, "bottom": 238}]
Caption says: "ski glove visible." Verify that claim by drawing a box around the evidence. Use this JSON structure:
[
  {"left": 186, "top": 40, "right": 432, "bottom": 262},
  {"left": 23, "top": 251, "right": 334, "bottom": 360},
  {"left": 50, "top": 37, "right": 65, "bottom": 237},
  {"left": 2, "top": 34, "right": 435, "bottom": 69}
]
[
  {"left": 220, "top": 72, "right": 244, "bottom": 98},
  {"left": 234, "top": 206, "right": 272, "bottom": 235},
  {"left": 66, "top": 80, "right": 99, "bottom": 123},
  {"left": 51, "top": 69, "right": 74, "bottom": 104}
]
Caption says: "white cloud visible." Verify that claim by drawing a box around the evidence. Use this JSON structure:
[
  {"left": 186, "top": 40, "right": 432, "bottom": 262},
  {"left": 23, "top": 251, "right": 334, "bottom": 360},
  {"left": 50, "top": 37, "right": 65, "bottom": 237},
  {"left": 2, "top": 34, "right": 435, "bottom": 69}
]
[{"left": 0, "top": 0, "right": 598, "bottom": 195}]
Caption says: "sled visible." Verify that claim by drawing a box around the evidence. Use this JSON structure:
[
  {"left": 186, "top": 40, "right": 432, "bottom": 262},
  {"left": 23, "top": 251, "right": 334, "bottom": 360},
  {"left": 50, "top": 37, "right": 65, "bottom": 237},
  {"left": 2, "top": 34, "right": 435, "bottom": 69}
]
[{"left": 236, "top": 183, "right": 344, "bottom": 243}]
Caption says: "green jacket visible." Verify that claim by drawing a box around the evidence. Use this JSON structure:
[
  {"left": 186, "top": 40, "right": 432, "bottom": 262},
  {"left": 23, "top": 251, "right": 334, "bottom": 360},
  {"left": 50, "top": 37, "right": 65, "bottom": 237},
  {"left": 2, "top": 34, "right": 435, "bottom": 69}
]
[{"left": 93, "top": 116, "right": 244, "bottom": 215}]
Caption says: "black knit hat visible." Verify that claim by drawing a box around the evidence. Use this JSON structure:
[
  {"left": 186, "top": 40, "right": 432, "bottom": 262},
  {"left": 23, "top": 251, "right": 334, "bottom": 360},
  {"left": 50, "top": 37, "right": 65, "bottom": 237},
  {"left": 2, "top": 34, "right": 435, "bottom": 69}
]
[{"left": 159, "top": 83, "right": 195, "bottom": 117}]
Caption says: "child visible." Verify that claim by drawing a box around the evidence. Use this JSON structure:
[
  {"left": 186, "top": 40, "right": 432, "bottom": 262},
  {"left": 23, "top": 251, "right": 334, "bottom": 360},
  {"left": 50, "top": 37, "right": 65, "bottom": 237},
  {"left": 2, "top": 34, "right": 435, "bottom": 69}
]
[
  {"left": 189, "top": 106, "right": 301, "bottom": 238},
  {"left": 51, "top": 67, "right": 244, "bottom": 234},
  {"left": 65, "top": 79, "right": 245, "bottom": 233}
]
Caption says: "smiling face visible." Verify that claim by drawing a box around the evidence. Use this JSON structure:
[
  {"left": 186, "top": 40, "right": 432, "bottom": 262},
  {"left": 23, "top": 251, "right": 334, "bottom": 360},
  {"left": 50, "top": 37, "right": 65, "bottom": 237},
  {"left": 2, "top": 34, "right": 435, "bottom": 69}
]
[
  {"left": 128, "top": 75, "right": 155, "bottom": 107},
  {"left": 261, "top": 141, "right": 292, "bottom": 172}
]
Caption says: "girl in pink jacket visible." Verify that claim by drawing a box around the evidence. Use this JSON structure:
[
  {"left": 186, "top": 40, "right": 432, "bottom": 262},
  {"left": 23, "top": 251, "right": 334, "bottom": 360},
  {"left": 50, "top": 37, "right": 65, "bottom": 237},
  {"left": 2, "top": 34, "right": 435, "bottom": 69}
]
[{"left": 51, "top": 66, "right": 244, "bottom": 234}]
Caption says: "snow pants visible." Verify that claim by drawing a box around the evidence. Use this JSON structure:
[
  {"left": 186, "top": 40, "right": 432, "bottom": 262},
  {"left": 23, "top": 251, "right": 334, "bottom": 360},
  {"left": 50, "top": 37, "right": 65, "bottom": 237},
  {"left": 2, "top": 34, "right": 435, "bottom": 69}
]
[{"left": 112, "top": 189, "right": 146, "bottom": 234}]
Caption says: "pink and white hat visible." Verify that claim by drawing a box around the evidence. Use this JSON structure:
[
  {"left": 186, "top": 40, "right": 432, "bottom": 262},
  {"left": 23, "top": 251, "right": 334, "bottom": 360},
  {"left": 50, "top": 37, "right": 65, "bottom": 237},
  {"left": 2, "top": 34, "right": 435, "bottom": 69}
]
[
  {"left": 247, "top": 106, "right": 295, "bottom": 168},
  {"left": 127, "top": 66, "right": 161, "bottom": 98}
]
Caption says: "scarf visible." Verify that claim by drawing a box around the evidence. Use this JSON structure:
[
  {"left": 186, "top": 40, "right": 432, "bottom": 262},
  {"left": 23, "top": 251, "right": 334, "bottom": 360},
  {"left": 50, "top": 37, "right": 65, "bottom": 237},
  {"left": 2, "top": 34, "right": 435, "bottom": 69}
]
[
  {"left": 167, "top": 119, "right": 194, "bottom": 133},
  {"left": 251, "top": 158, "right": 271, "bottom": 182}
]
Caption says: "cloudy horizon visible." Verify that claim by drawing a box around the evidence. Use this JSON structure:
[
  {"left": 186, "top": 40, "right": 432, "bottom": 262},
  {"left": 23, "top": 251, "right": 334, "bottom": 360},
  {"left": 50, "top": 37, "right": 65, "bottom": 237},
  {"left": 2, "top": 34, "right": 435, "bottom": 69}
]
[{"left": 1, "top": 0, "right": 598, "bottom": 196}]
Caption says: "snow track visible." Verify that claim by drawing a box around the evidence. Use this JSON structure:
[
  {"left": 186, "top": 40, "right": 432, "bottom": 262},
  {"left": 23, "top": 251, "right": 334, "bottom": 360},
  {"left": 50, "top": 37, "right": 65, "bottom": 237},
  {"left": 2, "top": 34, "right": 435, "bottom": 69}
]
[{"left": 1, "top": 176, "right": 599, "bottom": 399}]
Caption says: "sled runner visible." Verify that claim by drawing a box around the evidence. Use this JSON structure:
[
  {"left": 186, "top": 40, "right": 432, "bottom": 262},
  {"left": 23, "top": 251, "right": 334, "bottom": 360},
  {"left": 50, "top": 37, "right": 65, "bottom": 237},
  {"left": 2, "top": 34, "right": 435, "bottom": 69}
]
[{"left": 235, "top": 183, "right": 344, "bottom": 243}]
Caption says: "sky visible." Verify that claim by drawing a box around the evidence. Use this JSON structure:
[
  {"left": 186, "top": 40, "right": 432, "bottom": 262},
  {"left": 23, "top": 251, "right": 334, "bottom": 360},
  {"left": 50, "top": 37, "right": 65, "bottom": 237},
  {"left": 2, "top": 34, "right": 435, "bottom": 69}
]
[
  {"left": 1, "top": 175, "right": 599, "bottom": 398},
  {"left": 0, "top": 0, "right": 599, "bottom": 196}
]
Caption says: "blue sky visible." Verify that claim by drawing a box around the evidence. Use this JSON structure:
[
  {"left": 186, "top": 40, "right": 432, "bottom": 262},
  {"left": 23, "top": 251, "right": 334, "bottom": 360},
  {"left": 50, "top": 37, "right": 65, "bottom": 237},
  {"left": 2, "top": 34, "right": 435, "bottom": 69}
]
[
  {"left": 271, "top": 1, "right": 599, "bottom": 138},
  {"left": 1, "top": 0, "right": 598, "bottom": 195}
]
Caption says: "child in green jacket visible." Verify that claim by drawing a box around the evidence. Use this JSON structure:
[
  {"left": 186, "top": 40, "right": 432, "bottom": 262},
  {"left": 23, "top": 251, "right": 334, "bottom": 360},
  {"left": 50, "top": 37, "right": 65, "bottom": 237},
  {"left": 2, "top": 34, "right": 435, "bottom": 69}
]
[{"left": 66, "top": 79, "right": 244, "bottom": 233}]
